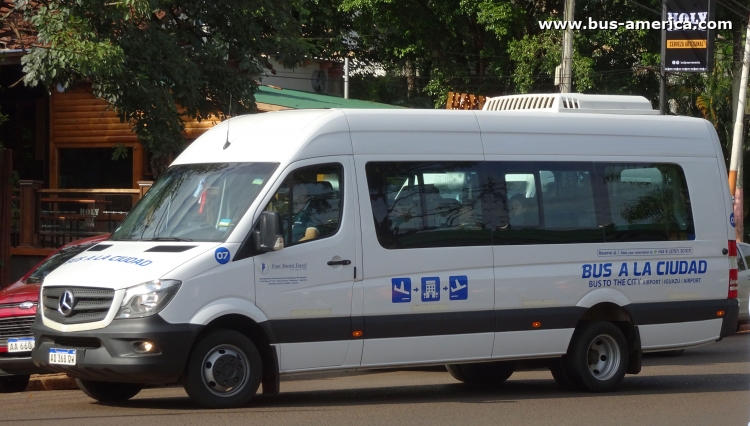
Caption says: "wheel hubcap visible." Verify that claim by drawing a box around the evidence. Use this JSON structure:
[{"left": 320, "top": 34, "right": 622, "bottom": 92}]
[
  {"left": 586, "top": 334, "right": 620, "bottom": 381},
  {"left": 201, "top": 345, "right": 249, "bottom": 396}
]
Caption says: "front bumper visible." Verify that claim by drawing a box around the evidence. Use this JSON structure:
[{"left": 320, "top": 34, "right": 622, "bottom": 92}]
[{"left": 31, "top": 315, "right": 202, "bottom": 384}]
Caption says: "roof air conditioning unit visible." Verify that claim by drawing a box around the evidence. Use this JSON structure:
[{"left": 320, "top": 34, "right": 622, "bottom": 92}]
[{"left": 481, "top": 93, "right": 658, "bottom": 115}]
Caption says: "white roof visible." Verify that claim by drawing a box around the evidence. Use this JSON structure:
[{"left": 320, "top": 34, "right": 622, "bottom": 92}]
[{"left": 173, "top": 106, "right": 717, "bottom": 166}]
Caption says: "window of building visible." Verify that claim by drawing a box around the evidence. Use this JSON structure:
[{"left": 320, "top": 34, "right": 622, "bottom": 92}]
[
  {"left": 58, "top": 148, "right": 133, "bottom": 189},
  {"left": 365, "top": 162, "right": 490, "bottom": 249}
]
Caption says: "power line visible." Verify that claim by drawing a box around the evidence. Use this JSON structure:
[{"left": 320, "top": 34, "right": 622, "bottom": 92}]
[
  {"left": 716, "top": 0, "right": 749, "bottom": 20},
  {"left": 724, "top": 0, "right": 750, "bottom": 14},
  {"left": 622, "top": 0, "right": 661, "bottom": 16}
]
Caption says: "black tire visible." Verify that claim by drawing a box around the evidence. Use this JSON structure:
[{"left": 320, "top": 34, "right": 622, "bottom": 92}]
[
  {"left": 445, "top": 361, "right": 515, "bottom": 386},
  {"left": 76, "top": 379, "right": 143, "bottom": 402},
  {"left": 567, "top": 321, "right": 629, "bottom": 392},
  {"left": 183, "top": 329, "right": 262, "bottom": 409},
  {"left": 548, "top": 357, "right": 583, "bottom": 391},
  {"left": 445, "top": 364, "right": 469, "bottom": 382},
  {"left": 0, "top": 375, "right": 30, "bottom": 393}
]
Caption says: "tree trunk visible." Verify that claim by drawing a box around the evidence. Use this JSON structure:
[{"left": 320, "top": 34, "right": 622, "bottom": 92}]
[
  {"left": 150, "top": 155, "right": 171, "bottom": 180},
  {"left": 405, "top": 60, "right": 415, "bottom": 99}
]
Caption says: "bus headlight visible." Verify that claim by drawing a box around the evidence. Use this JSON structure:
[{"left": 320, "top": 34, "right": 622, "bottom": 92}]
[{"left": 116, "top": 280, "right": 181, "bottom": 319}]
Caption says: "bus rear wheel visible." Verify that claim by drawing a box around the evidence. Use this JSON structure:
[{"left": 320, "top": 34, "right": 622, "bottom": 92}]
[
  {"left": 566, "top": 321, "right": 629, "bottom": 392},
  {"left": 446, "top": 361, "right": 515, "bottom": 386}
]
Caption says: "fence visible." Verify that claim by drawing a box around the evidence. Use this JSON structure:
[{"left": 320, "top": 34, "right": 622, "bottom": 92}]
[
  {"left": 445, "top": 92, "right": 487, "bottom": 110},
  {"left": 12, "top": 181, "right": 152, "bottom": 251}
]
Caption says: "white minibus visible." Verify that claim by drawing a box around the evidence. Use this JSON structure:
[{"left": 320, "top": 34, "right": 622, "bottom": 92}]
[{"left": 31, "top": 94, "right": 739, "bottom": 408}]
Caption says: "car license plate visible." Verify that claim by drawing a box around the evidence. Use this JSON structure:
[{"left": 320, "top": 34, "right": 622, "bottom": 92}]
[
  {"left": 49, "top": 348, "right": 76, "bottom": 365},
  {"left": 7, "top": 337, "right": 35, "bottom": 353}
]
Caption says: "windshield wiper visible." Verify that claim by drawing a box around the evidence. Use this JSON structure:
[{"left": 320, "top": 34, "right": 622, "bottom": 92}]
[{"left": 140, "top": 237, "right": 194, "bottom": 242}]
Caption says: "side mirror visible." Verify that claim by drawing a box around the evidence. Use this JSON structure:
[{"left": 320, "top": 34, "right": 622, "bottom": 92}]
[{"left": 255, "top": 211, "right": 284, "bottom": 252}]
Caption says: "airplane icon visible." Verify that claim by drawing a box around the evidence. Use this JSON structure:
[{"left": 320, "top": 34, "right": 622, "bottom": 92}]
[
  {"left": 448, "top": 275, "right": 468, "bottom": 300},
  {"left": 393, "top": 281, "right": 410, "bottom": 295},
  {"left": 391, "top": 278, "right": 412, "bottom": 303}
]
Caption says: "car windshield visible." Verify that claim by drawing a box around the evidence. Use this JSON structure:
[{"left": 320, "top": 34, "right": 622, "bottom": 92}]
[
  {"left": 25, "top": 243, "right": 97, "bottom": 284},
  {"left": 111, "top": 162, "right": 278, "bottom": 242}
]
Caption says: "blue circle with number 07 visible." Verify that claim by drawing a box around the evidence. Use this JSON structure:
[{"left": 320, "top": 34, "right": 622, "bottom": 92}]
[
  {"left": 731, "top": 212, "right": 736, "bottom": 228},
  {"left": 215, "top": 247, "right": 231, "bottom": 264}
]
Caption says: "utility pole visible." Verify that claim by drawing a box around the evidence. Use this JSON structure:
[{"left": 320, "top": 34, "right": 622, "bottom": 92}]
[
  {"left": 560, "top": 0, "right": 575, "bottom": 93},
  {"left": 344, "top": 57, "right": 350, "bottom": 100},
  {"left": 729, "top": 17, "right": 750, "bottom": 242},
  {"left": 659, "top": 0, "right": 667, "bottom": 114}
]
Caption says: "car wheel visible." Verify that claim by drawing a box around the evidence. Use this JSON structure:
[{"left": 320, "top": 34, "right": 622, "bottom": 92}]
[
  {"left": 0, "top": 374, "right": 30, "bottom": 393},
  {"left": 566, "top": 321, "right": 629, "bottom": 392},
  {"left": 76, "top": 379, "right": 143, "bottom": 402},
  {"left": 183, "top": 329, "right": 262, "bottom": 409},
  {"left": 446, "top": 361, "right": 515, "bottom": 386}
]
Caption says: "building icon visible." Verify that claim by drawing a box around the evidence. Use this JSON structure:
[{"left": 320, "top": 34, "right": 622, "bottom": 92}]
[{"left": 421, "top": 277, "right": 440, "bottom": 301}]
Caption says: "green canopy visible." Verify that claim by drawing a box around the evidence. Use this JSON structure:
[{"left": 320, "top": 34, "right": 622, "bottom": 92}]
[{"left": 254, "top": 86, "right": 402, "bottom": 110}]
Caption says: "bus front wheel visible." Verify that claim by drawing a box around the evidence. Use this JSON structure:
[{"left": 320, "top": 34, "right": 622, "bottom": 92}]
[{"left": 183, "top": 329, "right": 262, "bottom": 409}]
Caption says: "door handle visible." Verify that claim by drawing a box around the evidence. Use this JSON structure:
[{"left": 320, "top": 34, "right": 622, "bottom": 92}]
[{"left": 327, "top": 259, "right": 351, "bottom": 266}]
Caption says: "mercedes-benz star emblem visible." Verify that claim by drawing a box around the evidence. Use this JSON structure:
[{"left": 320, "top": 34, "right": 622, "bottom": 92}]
[{"left": 58, "top": 290, "right": 75, "bottom": 317}]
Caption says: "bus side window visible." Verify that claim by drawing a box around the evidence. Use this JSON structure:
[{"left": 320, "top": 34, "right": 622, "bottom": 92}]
[{"left": 265, "top": 163, "right": 343, "bottom": 246}]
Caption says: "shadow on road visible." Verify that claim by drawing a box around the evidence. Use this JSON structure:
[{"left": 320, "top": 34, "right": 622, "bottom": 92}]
[
  {"left": 43, "top": 371, "right": 744, "bottom": 415},
  {"left": 642, "top": 332, "right": 750, "bottom": 367}
]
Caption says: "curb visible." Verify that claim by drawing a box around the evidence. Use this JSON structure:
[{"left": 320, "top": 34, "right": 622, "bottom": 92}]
[{"left": 26, "top": 373, "right": 78, "bottom": 392}]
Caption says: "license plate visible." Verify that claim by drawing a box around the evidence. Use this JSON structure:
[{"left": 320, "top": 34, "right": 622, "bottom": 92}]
[
  {"left": 7, "top": 337, "right": 35, "bottom": 353},
  {"left": 49, "top": 348, "right": 76, "bottom": 365}
]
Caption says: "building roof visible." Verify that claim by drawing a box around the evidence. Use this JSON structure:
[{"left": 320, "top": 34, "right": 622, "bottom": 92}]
[
  {"left": 254, "top": 86, "right": 402, "bottom": 111},
  {"left": 0, "top": 2, "right": 37, "bottom": 51}
]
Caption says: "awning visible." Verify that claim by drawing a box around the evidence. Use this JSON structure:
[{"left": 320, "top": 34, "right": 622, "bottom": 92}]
[{"left": 254, "top": 86, "right": 402, "bottom": 111}]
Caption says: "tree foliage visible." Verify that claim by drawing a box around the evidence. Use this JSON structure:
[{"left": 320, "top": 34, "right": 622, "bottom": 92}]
[
  {"left": 341, "top": 0, "right": 744, "bottom": 120},
  {"left": 20, "top": 0, "right": 312, "bottom": 176},
  {"left": 11, "top": 0, "right": 750, "bottom": 175}
]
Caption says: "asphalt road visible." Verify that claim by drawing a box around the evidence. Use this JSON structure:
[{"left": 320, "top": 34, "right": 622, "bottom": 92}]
[{"left": 1, "top": 332, "right": 749, "bottom": 426}]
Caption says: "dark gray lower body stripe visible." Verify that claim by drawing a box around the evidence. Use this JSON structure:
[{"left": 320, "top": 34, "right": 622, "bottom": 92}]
[
  {"left": 365, "top": 310, "right": 495, "bottom": 339},
  {"left": 495, "top": 306, "right": 587, "bottom": 332},
  {"left": 264, "top": 299, "right": 735, "bottom": 344},
  {"left": 625, "top": 299, "right": 732, "bottom": 325},
  {"left": 268, "top": 317, "right": 351, "bottom": 344}
]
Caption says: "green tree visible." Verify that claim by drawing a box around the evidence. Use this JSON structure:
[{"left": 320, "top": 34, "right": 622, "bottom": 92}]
[
  {"left": 339, "top": 0, "right": 669, "bottom": 107},
  {"left": 20, "top": 0, "right": 311, "bottom": 176},
  {"left": 507, "top": 0, "right": 664, "bottom": 97},
  {"left": 341, "top": 0, "right": 523, "bottom": 107}
]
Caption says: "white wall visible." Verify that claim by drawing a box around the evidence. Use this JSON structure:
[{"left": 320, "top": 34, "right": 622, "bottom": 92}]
[{"left": 261, "top": 58, "right": 343, "bottom": 96}]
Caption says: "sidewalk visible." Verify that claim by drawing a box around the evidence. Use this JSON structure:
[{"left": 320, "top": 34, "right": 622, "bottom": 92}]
[{"left": 26, "top": 373, "right": 77, "bottom": 391}]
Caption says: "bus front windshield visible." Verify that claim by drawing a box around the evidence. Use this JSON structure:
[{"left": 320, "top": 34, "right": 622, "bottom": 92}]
[{"left": 112, "top": 162, "right": 278, "bottom": 242}]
